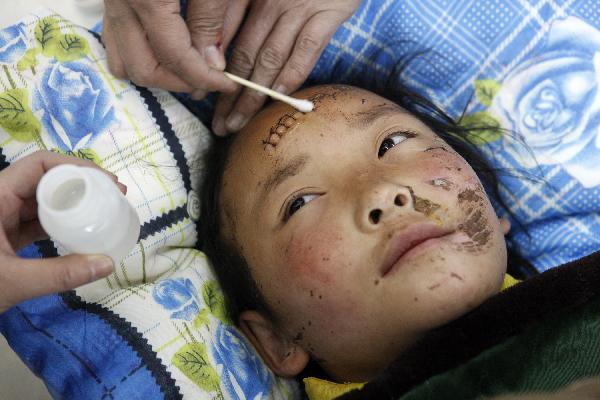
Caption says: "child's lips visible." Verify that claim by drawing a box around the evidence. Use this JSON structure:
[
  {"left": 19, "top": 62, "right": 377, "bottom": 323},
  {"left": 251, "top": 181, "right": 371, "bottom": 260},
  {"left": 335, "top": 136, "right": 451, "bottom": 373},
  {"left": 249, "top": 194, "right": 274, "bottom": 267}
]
[{"left": 380, "top": 223, "right": 455, "bottom": 277}]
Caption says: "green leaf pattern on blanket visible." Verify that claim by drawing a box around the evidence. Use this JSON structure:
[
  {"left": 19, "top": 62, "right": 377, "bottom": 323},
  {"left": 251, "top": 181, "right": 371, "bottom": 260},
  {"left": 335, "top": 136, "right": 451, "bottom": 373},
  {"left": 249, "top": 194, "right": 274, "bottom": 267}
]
[
  {"left": 459, "top": 79, "right": 503, "bottom": 145},
  {"left": 459, "top": 111, "right": 502, "bottom": 144},
  {"left": 16, "top": 48, "right": 40, "bottom": 73},
  {"left": 172, "top": 343, "right": 224, "bottom": 399},
  {"left": 19, "top": 16, "right": 89, "bottom": 72},
  {"left": 202, "top": 281, "right": 229, "bottom": 325},
  {"left": 50, "top": 148, "right": 103, "bottom": 167},
  {"left": 474, "top": 79, "right": 502, "bottom": 107},
  {"left": 193, "top": 308, "right": 210, "bottom": 329},
  {"left": 0, "top": 88, "right": 41, "bottom": 142}
]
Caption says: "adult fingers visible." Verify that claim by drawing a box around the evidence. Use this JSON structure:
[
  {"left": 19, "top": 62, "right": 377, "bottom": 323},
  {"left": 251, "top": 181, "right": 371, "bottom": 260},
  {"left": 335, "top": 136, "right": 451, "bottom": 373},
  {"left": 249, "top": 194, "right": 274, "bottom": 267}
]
[
  {"left": 228, "top": 2, "right": 280, "bottom": 79},
  {"left": 14, "top": 220, "right": 48, "bottom": 250},
  {"left": 0, "top": 254, "right": 114, "bottom": 313},
  {"left": 18, "top": 197, "right": 38, "bottom": 223},
  {"left": 102, "top": 12, "right": 127, "bottom": 79},
  {"left": 116, "top": 181, "right": 128, "bottom": 195},
  {"left": 223, "top": 13, "right": 307, "bottom": 133},
  {"left": 105, "top": 0, "right": 193, "bottom": 92},
  {"left": 212, "top": 3, "right": 281, "bottom": 135},
  {"left": 1, "top": 151, "right": 116, "bottom": 199},
  {"left": 220, "top": 0, "right": 250, "bottom": 52},
  {"left": 189, "top": 0, "right": 249, "bottom": 100},
  {"left": 271, "top": 11, "right": 344, "bottom": 102},
  {"left": 186, "top": 0, "right": 227, "bottom": 70},
  {"left": 133, "top": 0, "right": 236, "bottom": 92},
  {"left": 212, "top": 92, "right": 237, "bottom": 136}
]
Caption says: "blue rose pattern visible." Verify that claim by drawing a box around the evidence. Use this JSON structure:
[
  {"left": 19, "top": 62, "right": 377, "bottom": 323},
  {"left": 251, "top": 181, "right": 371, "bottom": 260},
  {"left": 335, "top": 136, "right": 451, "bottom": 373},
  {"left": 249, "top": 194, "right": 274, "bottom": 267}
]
[
  {"left": 212, "top": 323, "right": 273, "bottom": 400},
  {"left": 492, "top": 16, "right": 600, "bottom": 187},
  {"left": 0, "top": 23, "right": 27, "bottom": 63},
  {"left": 34, "top": 61, "right": 116, "bottom": 151},
  {"left": 152, "top": 278, "right": 201, "bottom": 321}
]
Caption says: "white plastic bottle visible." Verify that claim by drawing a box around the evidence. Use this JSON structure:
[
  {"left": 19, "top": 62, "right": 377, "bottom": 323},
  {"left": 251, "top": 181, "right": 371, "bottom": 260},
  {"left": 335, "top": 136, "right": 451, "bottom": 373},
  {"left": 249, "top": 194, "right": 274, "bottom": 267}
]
[{"left": 36, "top": 165, "right": 140, "bottom": 264}]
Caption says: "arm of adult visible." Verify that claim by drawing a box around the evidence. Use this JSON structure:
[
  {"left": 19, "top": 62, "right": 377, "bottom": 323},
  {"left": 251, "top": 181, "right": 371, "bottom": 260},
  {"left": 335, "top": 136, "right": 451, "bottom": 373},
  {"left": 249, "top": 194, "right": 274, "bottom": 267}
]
[
  {"left": 210, "top": 0, "right": 361, "bottom": 136},
  {"left": 102, "top": 0, "right": 237, "bottom": 93},
  {"left": 0, "top": 151, "right": 125, "bottom": 314}
]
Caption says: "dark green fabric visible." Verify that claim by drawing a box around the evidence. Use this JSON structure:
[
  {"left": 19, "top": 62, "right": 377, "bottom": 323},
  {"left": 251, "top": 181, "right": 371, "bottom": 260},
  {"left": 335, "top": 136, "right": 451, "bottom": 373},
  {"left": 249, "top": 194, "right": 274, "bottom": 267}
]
[{"left": 399, "top": 297, "right": 600, "bottom": 400}]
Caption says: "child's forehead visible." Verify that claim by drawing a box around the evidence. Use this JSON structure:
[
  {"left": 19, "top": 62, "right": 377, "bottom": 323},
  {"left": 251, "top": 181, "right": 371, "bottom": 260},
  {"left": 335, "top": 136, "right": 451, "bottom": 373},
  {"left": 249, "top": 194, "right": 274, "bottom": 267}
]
[
  {"left": 237, "top": 86, "right": 411, "bottom": 152},
  {"left": 223, "top": 87, "right": 434, "bottom": 204}
]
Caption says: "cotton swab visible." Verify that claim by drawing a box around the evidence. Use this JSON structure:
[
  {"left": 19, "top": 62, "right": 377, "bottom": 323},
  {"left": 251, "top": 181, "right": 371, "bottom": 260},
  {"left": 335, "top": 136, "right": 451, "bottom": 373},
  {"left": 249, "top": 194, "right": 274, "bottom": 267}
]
[{"left": 224, "top": 72, "right": 314, "bottom": 113}]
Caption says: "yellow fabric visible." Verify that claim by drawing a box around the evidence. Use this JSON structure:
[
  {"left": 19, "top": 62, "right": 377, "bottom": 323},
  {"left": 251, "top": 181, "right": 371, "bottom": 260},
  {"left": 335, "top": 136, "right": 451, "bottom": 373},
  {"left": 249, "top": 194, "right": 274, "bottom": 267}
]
[
  {"left": 304, "top": 274, "right": 520, "bottom": 400},
  {"left": 501, "top": 273, "right": 520, "bottom": 291},
  {"left": 304, "top": 377, "right": 365, "bottom": 400}
]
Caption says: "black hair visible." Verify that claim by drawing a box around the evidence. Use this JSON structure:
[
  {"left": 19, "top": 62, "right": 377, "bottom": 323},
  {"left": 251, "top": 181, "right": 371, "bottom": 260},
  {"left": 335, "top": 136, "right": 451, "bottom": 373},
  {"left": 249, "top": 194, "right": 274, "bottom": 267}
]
[
  {"left": 199, "top": 79, "right": 538, "bottom": 327},
  {"left": 200, "top": 133, "right": 279, "bottom": 323}
]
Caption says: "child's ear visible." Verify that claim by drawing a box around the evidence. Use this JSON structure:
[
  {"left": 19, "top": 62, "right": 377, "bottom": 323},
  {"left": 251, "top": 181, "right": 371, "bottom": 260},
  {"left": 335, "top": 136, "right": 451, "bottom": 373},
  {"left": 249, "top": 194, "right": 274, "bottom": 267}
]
[
  {"left": 499, "top": 218, "right": 511, "bottom": 235},
  {"left": 239, "top": 310, "right": 310, "bottom": 378}
]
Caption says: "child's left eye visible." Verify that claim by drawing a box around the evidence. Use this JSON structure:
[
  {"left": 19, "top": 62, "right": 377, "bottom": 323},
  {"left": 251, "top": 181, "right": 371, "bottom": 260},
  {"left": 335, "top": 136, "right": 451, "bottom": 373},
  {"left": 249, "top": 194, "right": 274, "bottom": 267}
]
[
  {"left": 378, "top": 132, "right": 412, "bottom": 158},
  {"left": 284, "top": 194, "right": 319, "bottom": 221}
]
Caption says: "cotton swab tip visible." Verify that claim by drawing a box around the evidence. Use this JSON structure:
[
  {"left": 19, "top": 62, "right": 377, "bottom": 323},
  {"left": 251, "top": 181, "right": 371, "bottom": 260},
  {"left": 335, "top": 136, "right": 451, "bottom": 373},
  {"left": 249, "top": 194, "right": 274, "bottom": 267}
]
[
  {"left": 223, "top": 72, "right": 314, "bottom": 113},
  {"left": 290, "top": 98, "right": 314, "bottom": 113}
]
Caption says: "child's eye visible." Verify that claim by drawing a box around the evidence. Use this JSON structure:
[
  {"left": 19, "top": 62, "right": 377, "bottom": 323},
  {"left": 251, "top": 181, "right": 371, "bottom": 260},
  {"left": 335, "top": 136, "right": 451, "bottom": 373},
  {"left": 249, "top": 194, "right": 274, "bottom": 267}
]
[
  {"left": 285, "top": 194, "right": 318, "bottom": 219},
  {"left": 378, "top": 131, "right": 413, "bottom": 158}
]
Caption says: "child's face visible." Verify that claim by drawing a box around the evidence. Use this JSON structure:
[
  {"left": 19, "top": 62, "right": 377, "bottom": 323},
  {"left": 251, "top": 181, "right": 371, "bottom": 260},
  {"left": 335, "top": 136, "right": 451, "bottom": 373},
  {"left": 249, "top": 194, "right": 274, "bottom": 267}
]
[{"left": 219, "top": 85, "right": 507, "bottom": 381}]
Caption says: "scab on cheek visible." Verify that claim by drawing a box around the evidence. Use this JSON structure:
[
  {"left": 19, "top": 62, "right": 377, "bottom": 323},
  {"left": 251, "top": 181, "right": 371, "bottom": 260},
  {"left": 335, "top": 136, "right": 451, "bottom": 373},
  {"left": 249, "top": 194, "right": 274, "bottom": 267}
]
[
  {"left": 405, "top": 185, "right": 445, "bottom": 224},
  {"left": 429, "top": 178, "right": 452, "bottom": 191},
  {"left": 413, "top": 195, "right": 441, "bottom": 217},
  {"left": 454, "top": 188, "right": 493, "bottom": 252}
]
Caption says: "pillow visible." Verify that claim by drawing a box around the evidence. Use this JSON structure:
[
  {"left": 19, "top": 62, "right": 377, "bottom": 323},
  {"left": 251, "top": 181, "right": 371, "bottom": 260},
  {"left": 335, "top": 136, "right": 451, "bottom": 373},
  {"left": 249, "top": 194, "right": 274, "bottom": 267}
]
[
  {"left": 0, "top": 9, "right": 298, "bottom": 400},
  {"left": 182, "top": 0, "right": 600, "bottom": 273}
]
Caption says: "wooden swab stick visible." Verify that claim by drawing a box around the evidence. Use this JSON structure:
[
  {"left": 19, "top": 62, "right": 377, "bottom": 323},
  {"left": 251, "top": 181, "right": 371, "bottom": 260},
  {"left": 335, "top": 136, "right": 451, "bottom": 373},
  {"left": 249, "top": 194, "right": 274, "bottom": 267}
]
[{"left": 224, "top": 72, "right": 314, "bottom": 113}]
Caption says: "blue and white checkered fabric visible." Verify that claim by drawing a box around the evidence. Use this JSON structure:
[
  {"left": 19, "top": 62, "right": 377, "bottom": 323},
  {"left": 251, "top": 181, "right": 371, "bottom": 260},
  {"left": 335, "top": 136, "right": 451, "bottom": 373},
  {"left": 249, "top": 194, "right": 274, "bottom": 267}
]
[{"left": 209, "top": 0, "right": 600, "bottom": 272}]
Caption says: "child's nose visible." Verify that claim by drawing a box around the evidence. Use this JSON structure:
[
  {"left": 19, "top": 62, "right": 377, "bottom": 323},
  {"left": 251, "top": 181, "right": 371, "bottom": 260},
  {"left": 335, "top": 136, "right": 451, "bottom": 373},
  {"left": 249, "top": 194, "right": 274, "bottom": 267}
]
[{"left": 357, "top": 183, "right": 414, "bottom": 230}]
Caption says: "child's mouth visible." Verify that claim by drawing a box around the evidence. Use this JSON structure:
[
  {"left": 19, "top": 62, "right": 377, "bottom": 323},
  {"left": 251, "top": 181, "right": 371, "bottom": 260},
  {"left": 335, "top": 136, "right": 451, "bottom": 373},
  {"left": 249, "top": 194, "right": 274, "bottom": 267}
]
[{"left": 381, "top": 223, "right": 455, "bottom": 277}]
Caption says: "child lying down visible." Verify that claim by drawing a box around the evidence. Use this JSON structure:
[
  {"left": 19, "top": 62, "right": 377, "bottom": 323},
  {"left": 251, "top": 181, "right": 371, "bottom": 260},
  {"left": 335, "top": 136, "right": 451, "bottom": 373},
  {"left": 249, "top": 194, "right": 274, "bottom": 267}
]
[{"left": 201, "top": 84, "right": 600, "bottom": 399}]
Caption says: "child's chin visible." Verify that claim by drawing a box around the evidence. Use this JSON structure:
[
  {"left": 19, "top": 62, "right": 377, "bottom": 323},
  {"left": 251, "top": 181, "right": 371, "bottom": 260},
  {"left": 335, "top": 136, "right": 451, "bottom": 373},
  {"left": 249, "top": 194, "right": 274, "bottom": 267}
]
[{"left": 424, "top": 276, "right": 499, "bottom": 325}]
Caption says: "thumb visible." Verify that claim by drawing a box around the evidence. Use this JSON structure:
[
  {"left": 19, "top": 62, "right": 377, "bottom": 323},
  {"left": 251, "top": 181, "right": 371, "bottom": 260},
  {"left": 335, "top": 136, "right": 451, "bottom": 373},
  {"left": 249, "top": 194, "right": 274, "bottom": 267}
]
[
  {"left": 3, "top": 254, "right": 114, "bottom": 307},
  {"left": 186, "top": 0, "right": 227, "bottom": 70}
]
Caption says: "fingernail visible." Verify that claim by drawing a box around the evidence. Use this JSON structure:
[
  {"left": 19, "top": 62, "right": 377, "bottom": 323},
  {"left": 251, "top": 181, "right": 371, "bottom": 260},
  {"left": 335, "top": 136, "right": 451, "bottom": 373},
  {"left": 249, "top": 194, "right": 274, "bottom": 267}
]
[
  {"left": 273, "top": 84, "right": 287, "bottom": 94},
  {"left": 212, "top": 117, "right": 227, "bottom": 136},
  {"left": 204, "top": 45, "right": 226, "bottom": 70},
  {"left": 225, "top": 112, "right": 248, "bottom": 132},
  {"left": 86, "top": 255, "right": 114, "bottom": 280},
  {"left": 191, "top": 89, "right": 207, "bottom": 100},
  {"left": 117, "top": 182, "right": 128, "bottom": 194}
]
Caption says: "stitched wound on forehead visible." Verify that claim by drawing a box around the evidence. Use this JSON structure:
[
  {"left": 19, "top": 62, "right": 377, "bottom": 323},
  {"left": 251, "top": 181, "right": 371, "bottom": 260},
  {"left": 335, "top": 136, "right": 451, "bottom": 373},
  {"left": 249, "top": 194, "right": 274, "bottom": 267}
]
[
  {"left": 262, "top": 111, "right": 304, "bottom": 148},
  {"left": 262, "top": 87, "right": 352, "bottom": 149}
]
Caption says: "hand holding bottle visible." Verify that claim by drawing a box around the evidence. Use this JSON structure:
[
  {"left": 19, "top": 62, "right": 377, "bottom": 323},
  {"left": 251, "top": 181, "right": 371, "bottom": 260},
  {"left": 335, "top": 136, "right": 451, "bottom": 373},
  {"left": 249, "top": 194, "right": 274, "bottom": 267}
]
[{"left": 0, "top": 151, "right": 125, "bottom": 314}]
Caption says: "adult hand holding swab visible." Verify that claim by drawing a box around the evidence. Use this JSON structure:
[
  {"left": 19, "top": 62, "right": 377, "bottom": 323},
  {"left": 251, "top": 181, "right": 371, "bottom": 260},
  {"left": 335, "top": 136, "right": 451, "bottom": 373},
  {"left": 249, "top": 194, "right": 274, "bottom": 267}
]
[{"left": 224, "top": 72, "right": 314, "bottom": 113}]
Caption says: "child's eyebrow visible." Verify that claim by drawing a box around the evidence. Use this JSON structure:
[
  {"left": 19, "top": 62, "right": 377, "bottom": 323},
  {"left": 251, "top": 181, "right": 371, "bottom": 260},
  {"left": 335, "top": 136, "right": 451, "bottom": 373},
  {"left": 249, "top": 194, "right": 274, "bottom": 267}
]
[
  {"left": 256, "top": 154, "right": 310, "bottom": 206},
  {"left": 351, "top": 103, "right": 404, "bottom": 128}
]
